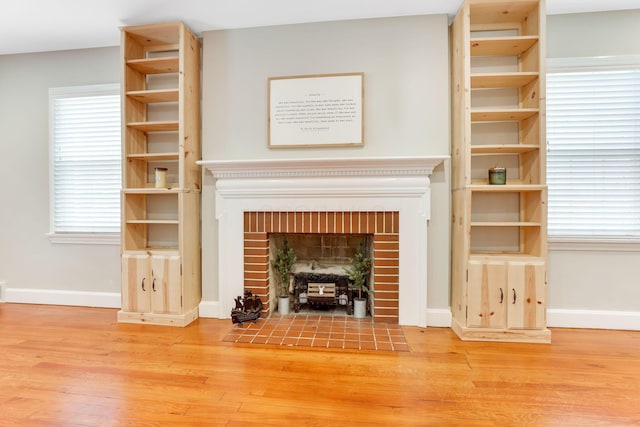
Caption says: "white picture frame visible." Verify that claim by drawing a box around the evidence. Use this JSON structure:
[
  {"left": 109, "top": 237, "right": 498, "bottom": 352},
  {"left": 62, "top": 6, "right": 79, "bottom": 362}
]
[{"left": 268, "top": 72, "right": 364, "bottom": 148}]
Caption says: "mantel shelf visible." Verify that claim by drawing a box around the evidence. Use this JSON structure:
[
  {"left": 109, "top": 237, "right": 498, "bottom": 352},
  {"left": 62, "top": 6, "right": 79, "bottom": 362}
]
[{"left": 198, "top": 156, "right": 449, "bottom": 179}]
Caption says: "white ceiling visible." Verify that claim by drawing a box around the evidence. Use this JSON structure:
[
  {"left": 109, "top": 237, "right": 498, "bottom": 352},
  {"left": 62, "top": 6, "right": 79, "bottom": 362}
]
[{"left": 1, "top": 0, "right": 639, "bottom": 55}]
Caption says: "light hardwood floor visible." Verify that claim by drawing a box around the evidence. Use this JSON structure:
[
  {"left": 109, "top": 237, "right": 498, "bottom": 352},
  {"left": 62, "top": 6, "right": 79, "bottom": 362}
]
[{"left": 1, "top": 303, "right": 638, "bottom": 426}]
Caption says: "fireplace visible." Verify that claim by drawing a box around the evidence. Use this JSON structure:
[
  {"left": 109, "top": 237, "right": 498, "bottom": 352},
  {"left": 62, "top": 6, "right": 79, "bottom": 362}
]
[{"left": 198, "top": 156, "right": 446, "bottom": 327}]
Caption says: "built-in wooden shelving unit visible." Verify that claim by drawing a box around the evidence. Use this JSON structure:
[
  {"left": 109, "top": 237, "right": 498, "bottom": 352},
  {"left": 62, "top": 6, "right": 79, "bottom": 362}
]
[
  {"left": 118, "top": 21, "right": 202, "bottom": 327},
  {"left": 450, "top": 0, "right": 550, "bottom": 343}
]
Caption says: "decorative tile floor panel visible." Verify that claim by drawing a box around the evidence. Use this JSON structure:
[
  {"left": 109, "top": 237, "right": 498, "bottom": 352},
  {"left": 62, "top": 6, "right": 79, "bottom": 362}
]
[{"left": 223, "top": 314, "right": 409, "bottom": 352}]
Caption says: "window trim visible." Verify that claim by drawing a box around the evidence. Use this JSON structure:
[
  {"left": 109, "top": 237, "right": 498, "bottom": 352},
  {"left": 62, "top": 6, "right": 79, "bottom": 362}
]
[
  {"left": 547, "top": 55, "right": 640, "bottom": 250},
  {"left": 48, "top": 83, "right": 121, "bottom": 245},
  {"left": 548, "top": 238, "right": 640, "bottom": 252}
]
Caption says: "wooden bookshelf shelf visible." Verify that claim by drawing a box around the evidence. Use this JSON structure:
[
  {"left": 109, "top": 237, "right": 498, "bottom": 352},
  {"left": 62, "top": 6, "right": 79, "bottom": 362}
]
[
  {"left": 451, "top": 0, "right": 549, "bottom": 343},
  {"left": 470, "top": 36, "right": 538, "bottom": 57},
  {"left": 127, "top": 89, "right": 179, "bottom": 103},
  {"left": 127, "top": 153, "right": 180, "bottom": 161},
  {"left": 471, "top": 72, "right": 539, "bottom": 89},
  {"left": 126, "top": 57, "right": 179, "bottom": 74},
  {"left": 119, "top": 21, "right": 202, "bottom": 327},
  {"left": 127, "top": 121, "right": 180, "bottom": 132},
  {"left": 471, "top": 109, "right": 538, "bottom": 122}
]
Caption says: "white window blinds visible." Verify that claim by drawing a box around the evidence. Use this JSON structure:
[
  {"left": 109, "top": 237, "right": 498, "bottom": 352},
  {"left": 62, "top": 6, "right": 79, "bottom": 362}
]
[
  {"left": 49, "top": 85, "right": 121, "bottom": 236},
  {"left": 546, "top": 69, "right": 640, "bottom": 239}
]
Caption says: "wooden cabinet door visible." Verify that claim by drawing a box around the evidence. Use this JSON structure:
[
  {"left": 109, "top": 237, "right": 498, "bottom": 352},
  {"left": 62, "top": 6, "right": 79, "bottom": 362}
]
[
  {"left": 121, "top": 253, "right": 151, "bottom": 313},
  {"left": 150, "top": 254, "right": 182, "bottom": 314},
  {"left": 467, "top": 259, "right": 507, "bottom": 329},
  {"left": 507, "top": 260, "right": 546, "bottom": 329}
]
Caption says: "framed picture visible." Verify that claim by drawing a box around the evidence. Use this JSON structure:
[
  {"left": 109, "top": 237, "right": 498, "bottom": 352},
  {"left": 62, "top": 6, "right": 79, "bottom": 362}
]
[{"left": 268, "top": 72, "right": 364, "bottom": 148}]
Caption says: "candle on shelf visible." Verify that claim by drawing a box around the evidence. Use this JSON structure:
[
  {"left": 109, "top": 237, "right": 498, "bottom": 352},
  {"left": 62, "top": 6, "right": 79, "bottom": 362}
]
[
  {"left": 155, "top": 167, "right": 168, "bottom": 188},
  {"left": 488, "top": 166, "right": 506, "bottom": 185}
]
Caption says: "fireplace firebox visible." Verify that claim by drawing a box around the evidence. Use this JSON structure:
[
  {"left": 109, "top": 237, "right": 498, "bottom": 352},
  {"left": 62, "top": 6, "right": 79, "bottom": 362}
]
[{"left": 247, "top": 213, "right": 397, "bottom": 321}]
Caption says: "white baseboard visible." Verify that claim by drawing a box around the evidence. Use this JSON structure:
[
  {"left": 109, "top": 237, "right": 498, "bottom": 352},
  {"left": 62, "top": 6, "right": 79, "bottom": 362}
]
[
  {"left": 6, "top": 288, "right": 121, "bottom": 308},
  {"left": 425, "top": 308, "right": 640, "bottom": 330},
  {"left": 4, "top": 291, "right": 637, "bottom": 331},
  {"left": 426, "top": 308, "right": 452, "bottom": 327},
  {"left": 547, "top": 309, "right": 640, "bottom": 331},
  {"left": 198, "top": 300, "right": 221, "bottom": 318}
]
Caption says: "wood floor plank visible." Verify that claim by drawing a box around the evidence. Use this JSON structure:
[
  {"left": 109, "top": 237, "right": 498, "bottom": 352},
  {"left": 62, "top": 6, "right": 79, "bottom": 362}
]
[{"left": 1, "top": 303, "right": 639, "bottom": 425}]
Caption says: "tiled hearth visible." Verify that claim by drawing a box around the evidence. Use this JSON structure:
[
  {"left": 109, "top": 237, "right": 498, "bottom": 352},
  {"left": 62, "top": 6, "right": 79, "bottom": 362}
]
[{"left": 224, "top": 314, "right": 409, "bottom": 352}]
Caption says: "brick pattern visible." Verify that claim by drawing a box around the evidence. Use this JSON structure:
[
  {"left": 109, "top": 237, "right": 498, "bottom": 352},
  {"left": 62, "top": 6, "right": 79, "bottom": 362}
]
[
  {"left": 224, "top": 314, "right": 409, "bottom": 351},
  {"left": 244, "top": 211, "right": 400, "bottom": 323}
]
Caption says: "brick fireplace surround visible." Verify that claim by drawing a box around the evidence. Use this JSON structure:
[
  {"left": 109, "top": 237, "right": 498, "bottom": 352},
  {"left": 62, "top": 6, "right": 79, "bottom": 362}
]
[
  {"left": 244, "top": 211, "right": 400, "bottom": 322},
  {"left": 198, "top": 156, "right": 446, "bottom": 327}
]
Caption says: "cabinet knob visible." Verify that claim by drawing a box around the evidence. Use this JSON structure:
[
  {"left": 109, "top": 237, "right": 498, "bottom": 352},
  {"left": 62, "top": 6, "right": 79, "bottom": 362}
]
[
  {"left": 499, "top": 288, "right": 504, "bottom": 304},
  {"left": 512, "top": 288, "right": 517, "bottom": 304},
  {"left": 152, "top": 278, "right": 156, "bottom": 292},
  {"left": 141, "top": 278, "right": 146, "bottom": 292}
]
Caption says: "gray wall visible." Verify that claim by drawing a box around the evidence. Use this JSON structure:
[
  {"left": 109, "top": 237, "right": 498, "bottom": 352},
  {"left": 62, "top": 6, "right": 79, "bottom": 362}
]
[
  {"left": 548, "top": 9, "right": 640, "bottom": 58},
  {"left": 0, "top": 47, "right": 121, "bottom": 298},
  {"left": 200, "top": 15, "right": 452, "bottom": 312},
  {"left": 546, "top": 10, "right": 640, "bottom": 319}
]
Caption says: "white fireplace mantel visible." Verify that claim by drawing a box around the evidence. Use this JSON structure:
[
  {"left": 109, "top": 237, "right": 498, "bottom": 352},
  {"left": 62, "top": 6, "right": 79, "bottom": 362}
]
[
  {"left": 199, "top": 156, "right": 446, "bottom": 179},
  {"left": 197, "top": 156, "right": 447, "bottom": 327}
]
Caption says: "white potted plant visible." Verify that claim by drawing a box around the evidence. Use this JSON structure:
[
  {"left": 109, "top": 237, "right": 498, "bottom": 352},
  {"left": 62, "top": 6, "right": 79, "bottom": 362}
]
[
  {"left": 271, "top": 239, "right": 297, "bottom": 315},
  {"left": 344, "top": 243, "right": 372, "bottom": 319}
]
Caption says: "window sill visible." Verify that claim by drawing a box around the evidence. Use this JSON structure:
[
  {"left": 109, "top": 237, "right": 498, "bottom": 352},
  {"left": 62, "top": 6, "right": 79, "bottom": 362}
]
[
  {"left": 548, "top": 238, "right": 640, "bottom": 252},
  {"left": 47, "top": 232, "right": 120, "bottom": 245}
]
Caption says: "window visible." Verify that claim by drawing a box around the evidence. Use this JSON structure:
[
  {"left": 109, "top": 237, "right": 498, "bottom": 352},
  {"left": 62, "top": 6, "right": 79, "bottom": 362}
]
[
  {"left": 547, "top": 57, "right": 640, "bottom": 242},
  {"left": 49, "top": 84, "right": 121, "bottom": 244}
]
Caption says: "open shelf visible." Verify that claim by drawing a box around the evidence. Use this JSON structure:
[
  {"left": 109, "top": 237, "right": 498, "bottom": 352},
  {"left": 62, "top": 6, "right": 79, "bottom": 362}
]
[
  {"left": 469, "top": 184, "right": 546, "bottom": 191},
  {"left": 470, "top": 36, "right": 538, "bottom": 57},
  {"left": 471, "top": 221, "right": 541, "bottom": 227},
  {"left": 471, "top": 109, "right": 538, "bottom": 122},
  {"left": 127, "top": 89, "right": 179, "bottom": 103},
  {"left": 469, "top": 1, "right": 540, "bottom": 27},
  {"left": 122, "top": 188, "right": 187, "bottom": 194},
  {"left": 124, "top": 21, "right": 184, "bottom": 47},
  {"left": 469, "top": 250, "right": 542, "bottom": 257},
  {"left": 471, "top": 72, "right": 538, "bottom": 89},
  {"left": 126, "top": 57, "right": 179, "bottom": 74},
  {"left": 126, "top": 219, "right": 180, "bottom": 225},
  {"left": 127, "top": 153, "right": 180, "bottom": 161},
  {"left": 127, "top": 121, "right": 179, "bottom": 132},
  {"left": 469, "top": 252, "right": 544, "bottom": 261},
  {"left": 471, "top": 144, "right": 539, "bottom": 154}
]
